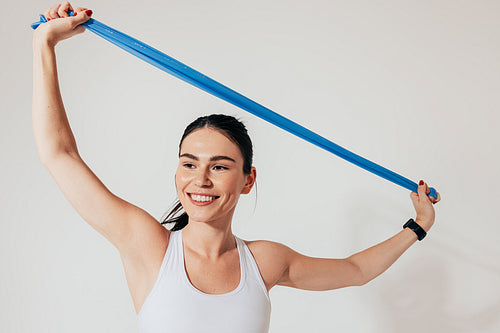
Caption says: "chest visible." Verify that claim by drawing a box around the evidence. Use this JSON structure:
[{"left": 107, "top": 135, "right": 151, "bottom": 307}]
[{"left": 183, "top": 247, "right": 242, "bottom": 294}]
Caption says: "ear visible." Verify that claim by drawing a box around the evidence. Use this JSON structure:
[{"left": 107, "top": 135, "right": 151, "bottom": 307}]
[{"left": 241, "top": 167, "right": 257, "bottom": 195}]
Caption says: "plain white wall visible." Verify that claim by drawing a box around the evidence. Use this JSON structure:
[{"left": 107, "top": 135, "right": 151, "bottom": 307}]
[{"left": 1, "top": 0, "right": 499, "bottom": 332}]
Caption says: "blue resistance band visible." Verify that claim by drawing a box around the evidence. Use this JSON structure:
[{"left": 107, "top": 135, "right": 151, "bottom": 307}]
[{"left": 31, "top": 12, "right": 437, "bottom": 199}]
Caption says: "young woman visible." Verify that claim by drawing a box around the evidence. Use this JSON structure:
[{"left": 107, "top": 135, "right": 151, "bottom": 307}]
[{"left": 33, "top": 3, "right": 441, "bottom": 333}]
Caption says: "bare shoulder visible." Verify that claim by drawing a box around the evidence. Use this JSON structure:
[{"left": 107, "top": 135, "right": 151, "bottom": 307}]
[
  {"left": 122, "top": 219, "right": 171, "bottom": 263},
  {"left": 243, "top": 239, "right": 292, "bottom": 257},
  {"left": 241, "top": 238, "right": 293, "bottom": 291}
]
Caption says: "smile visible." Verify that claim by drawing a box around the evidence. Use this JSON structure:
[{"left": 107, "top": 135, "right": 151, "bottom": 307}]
[{"left": 188, "top": 193, "right": 220, "bottom": 204}]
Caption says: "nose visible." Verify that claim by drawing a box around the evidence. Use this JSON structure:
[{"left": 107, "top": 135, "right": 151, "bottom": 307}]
[{"left": 194, "top": 169, "right": 212, "bottom": 188}]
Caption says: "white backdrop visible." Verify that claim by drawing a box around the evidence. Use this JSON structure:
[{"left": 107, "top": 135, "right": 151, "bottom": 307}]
[{"left": 1, "top": 0, "right": 499, "bottom": 332}]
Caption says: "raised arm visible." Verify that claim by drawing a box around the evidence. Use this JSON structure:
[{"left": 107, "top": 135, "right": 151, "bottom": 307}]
[
  {"left": 32, "top": 4, "right": 90, "bottom": 161},
  {"left": 32, "top": 3, "right": 168, "bottom": 255},
  {"left": 272, "top": 181, "right": 441, "bottom": 291}
]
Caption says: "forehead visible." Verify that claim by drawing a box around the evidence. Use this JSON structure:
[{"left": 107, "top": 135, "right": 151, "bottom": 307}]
[{"left": 179, "top": 128, "right": 243, "bottom": 161}]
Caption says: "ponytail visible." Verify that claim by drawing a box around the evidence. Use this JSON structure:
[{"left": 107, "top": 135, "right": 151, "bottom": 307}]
[{"left": 161, "top": 200, "right": 188, "bottom": 231}]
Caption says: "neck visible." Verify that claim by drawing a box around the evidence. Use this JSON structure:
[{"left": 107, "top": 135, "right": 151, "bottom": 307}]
[{"left": 182, "top": 216, "right": 236, "bottom": 259}]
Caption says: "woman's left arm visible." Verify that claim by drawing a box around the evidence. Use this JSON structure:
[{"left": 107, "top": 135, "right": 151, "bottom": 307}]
[{"left": 275, "top": 180, "right": 441, "bottom": 290}]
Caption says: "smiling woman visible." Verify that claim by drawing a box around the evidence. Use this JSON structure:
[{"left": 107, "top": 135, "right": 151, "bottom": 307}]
[
  {"left": 32, "top": 2, "right": 441, "bottom": 333},
  {"left": 162, "top": 114, "right": 255, "bottom": 231}
]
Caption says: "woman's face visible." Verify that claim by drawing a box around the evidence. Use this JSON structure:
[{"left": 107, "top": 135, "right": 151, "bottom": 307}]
[{"left": 175, "top": 127, "right": 256, "bottom": 225}]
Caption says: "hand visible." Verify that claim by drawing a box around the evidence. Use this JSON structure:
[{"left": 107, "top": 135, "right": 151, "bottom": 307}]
[
  {"left": 410, "top": 180, "right": 441, "bottom": 232},
  {"left": 33, "top": 2, "right": 92, "bottom": 47}
]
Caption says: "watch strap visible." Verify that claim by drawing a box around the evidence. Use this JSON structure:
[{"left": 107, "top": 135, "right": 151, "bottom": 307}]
[{"left": 403, "top": 218, "right": 427, "bottom": 241}]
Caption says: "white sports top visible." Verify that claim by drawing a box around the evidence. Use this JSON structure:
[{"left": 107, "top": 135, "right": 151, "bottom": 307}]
[{"left": 137, "top": 228, "right": 272, "bottom": 333}]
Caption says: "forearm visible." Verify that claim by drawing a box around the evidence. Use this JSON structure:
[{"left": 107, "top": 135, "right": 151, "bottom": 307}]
[
  {"left": 32, "top": 36, "right": 79, "bottom": 164},
  {"left": 347, "top": 228, "right": 418, "bottom": 285}
]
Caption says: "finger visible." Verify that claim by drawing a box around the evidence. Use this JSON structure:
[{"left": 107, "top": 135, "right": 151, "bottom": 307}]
[
  {"left": 433, "top": 192, "right": 441, "bottom": 204},
  {"left": 58, "top": 1, "right": 72, "bottom": 17},
  {"left": 50, "top": 4, "right": 62, "bottom": 19},
  {"left": 422, "top": 180, "right": 437, "bottom": 203},
  {"left": 410, "top": 191, "right": 419, "bottom": 207},
  {"left": 46, "top": 6, "right": 57, "bottom": 19},
  {"left": 73, "top": 7, "right": 88, "bottom": 16},
  {"left": 71, "top": 8, "right": 92, "bottom": 26},
  {"left": 44, "top": 8, "right": 51, "bottom": 20},
  {"left": 417, "top": 180, "right": 429, "bottom": 201}
]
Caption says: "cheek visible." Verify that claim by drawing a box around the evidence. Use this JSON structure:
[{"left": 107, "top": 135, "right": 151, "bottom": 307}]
[
  {"left": 175, "top": 171, "right": 189, "bottom": 193},
  {"left": 174, "top": 171, "right": 179, "bottom": 185},
  {"left": 175, "top": 168, "right": 190, "bottom": 183},
  {"left": 215, "top": 174, "right": 246, "bottom": 195}
]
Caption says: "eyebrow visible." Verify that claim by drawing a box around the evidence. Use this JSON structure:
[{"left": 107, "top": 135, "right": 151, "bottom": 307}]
[{"left": 179, "top": 153, "right": 236, "bottom": 163}]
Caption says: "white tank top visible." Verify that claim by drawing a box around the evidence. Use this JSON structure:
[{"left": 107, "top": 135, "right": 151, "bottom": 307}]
[{"left": 137, "top": 228, "right": 272, "bottom": 333}]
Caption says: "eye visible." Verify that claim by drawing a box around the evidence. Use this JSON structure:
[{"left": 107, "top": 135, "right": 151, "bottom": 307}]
[
  {"left": 213, "top": 165, "right": 228, "bottom": 171},
  {"left": 183, "top": 163, "right": 196, "bottom": 169}
]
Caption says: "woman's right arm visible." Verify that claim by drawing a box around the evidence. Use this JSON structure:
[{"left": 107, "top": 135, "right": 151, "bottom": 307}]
[{"left": 32, "top": 3, "right": 169, "bottom": 256}]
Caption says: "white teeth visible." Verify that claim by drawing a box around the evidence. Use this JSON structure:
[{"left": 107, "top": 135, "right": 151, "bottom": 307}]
[{"left": 191, "top": 194, "right": 216, "bottom": 202}]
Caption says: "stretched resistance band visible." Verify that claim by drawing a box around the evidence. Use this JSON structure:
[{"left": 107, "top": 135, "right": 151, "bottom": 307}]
[{"left": 31, "top": 12, "right": 437, "bottom": 199}]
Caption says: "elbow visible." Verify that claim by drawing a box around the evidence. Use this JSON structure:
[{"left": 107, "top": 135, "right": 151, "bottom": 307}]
[
  {"left": 39, "top": 149, "right": 80, "bottom": 167},
  {"left": 354, "top": 278, "right": 370, "bottom": 287},
  {"left": 39, "top": 152, "right": 58, "bottom": 167},
  {"left": 352, "top": 276, "right": 369, "bottom": 287},
  {"left": 38, "top": 153, "right": 53, "bottom": 167},
  {"left": 345, "top": 257, "right": 369, "bottom": 287},
  {"left": 35, "top": 138, "right": 80, "bottom": 167}
]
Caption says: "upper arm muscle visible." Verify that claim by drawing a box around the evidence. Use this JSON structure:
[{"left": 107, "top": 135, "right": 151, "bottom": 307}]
[
  {"left": 43, "top": 153, "right": 162, "bottom": 252},
  {"left": 276, "top": 245, "right": 364, "bottom": 291}
]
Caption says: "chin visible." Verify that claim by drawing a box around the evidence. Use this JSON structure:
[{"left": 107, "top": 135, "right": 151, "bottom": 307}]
[{"left": 184, "top": 209, "right": 232, "bottom": 226}]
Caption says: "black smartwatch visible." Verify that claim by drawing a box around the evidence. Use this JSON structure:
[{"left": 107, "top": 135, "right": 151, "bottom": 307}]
[{"left": 403, "top": 218, "right": 427, "bottom": 241}]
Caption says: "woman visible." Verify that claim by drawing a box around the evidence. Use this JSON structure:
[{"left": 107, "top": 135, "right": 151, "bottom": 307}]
[{"left": 33, "top": 3, "right": 441, "bottom": 332}]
